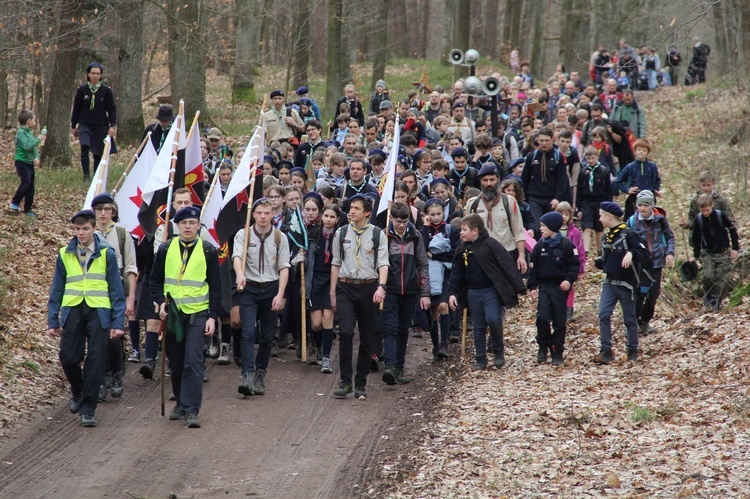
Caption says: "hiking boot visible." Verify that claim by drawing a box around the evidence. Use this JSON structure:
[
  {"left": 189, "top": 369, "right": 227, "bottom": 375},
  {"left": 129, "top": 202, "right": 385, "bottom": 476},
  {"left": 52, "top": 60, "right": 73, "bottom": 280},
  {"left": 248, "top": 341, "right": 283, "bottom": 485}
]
[
  {"left": 639, "top": 322, "right": 656, "bottom": 335},
  {"left": 449, "top": 332, "right": 460, "bottom": 344},
  {"left": 111, "top": 372, "right": 124, "bottom": 398},
  {"left": 80, "top": 414, "right": 97, "bottom": 427},
  {"left": 472, "top": 359, "right": 488, "bottom": 371},
  {"left": 316, "top": 348, "right": 323, "bottom": 366},
  {"left": 69, "top": 394, "right": 82, "bottom": 414},
  {"left": 320, "top": 357, "right": 333, "bottom": 374},
  {"left": 202, "top": 364, "right": 209, "bottom": 383},
  {"left": 537, "top": 346, "right": 548, "bottom": 364},
  {"left": 83, "top": 174, "right": 91, "bottom": 183},
  {"left": 185, "top": 412, "right": 201, "bottom": 428},
  {"left": 354, "top": 386, "right": 367, "bottom": 400},
  {"left": 253, "top": 369, "right": 266, "bottom": 395},
  {"left": 98, "top": 384, "right": 108, "bottom": 403},
  {"left": 168, "top": 404, "right": 185, "bottom": 420},
  {"left": 436, "top": 344, "right": 451, "bottom": 360},
  {"left": 627, "top": 349, "right": 639, "bottom": 362},
  {"left": 270, "top": 343, "right": 279, "bottom": 358},
  {"left": 411, "top": 327, "right": 423, "bottom": 338},
  {"left": 382, "top": 366, "right": 397, "bottom": 386},
  {"left": 566, "top": 306, "right": 575, "bottom": 321},
  {"left": 370, "top": 354, "right": 380, "bottom": 372},
  {"left": 139, "top": 359, "right": 155, "bottom": 379},
  {"left": 277, "top": 334, "right": 290, "bottom": 349},
  {"left": 238, "top": 372, "right": 255, "bottom": 397},
  {"left": 217, "top": 343, "right": 230, "bottom": 365},
  {"left": 395, "top": 367, "right": 412, "bottom": 384},
  {"left": 307, "top": 347, "right": 318, "bottom": 365},
  {"left": 127, "top": 349, "right": 140, "bottom": 363},
  {"left": 208, "top": 338, "right": 219, "bottom": 359},
  {"left": 493, "top": 354, "right": 506, "bottom": 369},
  {"left": 287, "top": 341, "right": 298, "bottom": 351},
  {"left": 551, "top": 354, "right": 564, "bottom": 366},
  {"left": 593, "top": 349, "right": 615, "bottom": 365},
  {"left": 334, "top": 381, "right": 353, "bottom": 399},
  {"left": 104, "top": 371, "right": 113, "bottom": 389}
]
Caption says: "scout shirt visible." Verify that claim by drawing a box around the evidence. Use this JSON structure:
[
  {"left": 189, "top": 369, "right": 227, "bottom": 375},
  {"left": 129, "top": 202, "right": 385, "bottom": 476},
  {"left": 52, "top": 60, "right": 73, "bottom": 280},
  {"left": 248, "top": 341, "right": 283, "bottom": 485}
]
[
  {"left": 232, "top": 226, "right": 290, "bottom": 283},
  {"left": 331, "top": 224, "right": 389, "bottom": 280}
]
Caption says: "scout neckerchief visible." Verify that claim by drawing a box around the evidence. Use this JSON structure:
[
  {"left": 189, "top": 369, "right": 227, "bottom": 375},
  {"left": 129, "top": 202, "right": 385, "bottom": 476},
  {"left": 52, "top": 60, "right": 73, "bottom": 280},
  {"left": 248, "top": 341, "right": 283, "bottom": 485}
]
[
  {"left": 179, "top": 239, "right": 197, "bottom": 282},
  {"left": 584, "top": 162, "right": 601, "bottom": 193},
  {"left": 428, "top": 220, "right": 445, "bottom": 238},
  {"left": 605, "top": 222, "right": 627, "bottom": 245},
  {"left": 77, "top": 242, "right": 88, "bottom": 271},
  {"left": 88, "top": 82, "right": 102, "bottom": 111},
  {"left": 253, "top": 227, "right": 272, "bottom": 275},
  {"left": 349, "top": 222, "right": 371, "bottom": 270},
  {"left": 322, "top": 227, "right": 335, "bottom": 264}
]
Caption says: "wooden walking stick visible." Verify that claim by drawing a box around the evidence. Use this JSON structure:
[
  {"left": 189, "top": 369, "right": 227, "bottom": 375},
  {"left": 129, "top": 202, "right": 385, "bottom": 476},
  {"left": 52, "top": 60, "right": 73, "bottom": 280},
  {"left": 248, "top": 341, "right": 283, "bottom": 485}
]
[
  {"left": 300, "top": 262, "right": 307, "bottom": 363},
  {"left": 111, "top": 133, "right": 151, "bottom": 195},
  {"left": 460, "top": 308, "right": 468, "bottom": 360},
  {"left": 379, "top": 201, "right": 392, "bottom": 311}
]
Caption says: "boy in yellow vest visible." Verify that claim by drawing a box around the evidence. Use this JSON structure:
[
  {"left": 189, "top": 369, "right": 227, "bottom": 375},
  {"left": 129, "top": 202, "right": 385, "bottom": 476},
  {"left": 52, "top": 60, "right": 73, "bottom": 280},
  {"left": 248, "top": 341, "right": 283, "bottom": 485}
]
[
  {"left": 47, "top": 209, "right": 126, "bottom": 427},
  {"left": 150, "top": 206, "right": 222, "bottom": 428}
]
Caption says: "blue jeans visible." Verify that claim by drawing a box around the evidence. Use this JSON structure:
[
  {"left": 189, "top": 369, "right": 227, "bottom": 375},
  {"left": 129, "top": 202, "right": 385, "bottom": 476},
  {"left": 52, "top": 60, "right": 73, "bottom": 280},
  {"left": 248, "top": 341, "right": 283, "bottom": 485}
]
[
  {"left": 467, "top": 287, "right": 505, "bottom": 361},
  {"left": 647, "top": 68, "right": 658, "bottom": 90},
  {"left": 165, "top": 311, "right": 209, "bottom": 415},
  {"left": 237, "top": 283, "right": 279, "bottom": 375},
  {"left": 598, "top": 283, "right": 638, "bottom": 352},
  {"left": 382, "top": 293, "right": 417, "bottom": 368}
]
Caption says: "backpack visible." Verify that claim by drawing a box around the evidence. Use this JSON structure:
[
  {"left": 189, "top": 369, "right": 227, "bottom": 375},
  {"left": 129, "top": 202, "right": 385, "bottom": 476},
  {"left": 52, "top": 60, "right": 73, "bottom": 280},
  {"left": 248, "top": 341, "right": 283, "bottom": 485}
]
[
  {"left": 114, "top": 226, "right": 130, "bottom": 296},
  {"left": 338, "top": 224, "right": 383, "bottom": 269},
  {"left": 618, "top": 227, "right": 655, "bottom": 295},
  {"left": 696, "top": 209, "right": 728, "bottom": 249},
  {"left": 469, "top": 193, "right": 514, "bottom": 236},
  {"left": 626, "top": 208, "right": 668, "bottom": 248}
]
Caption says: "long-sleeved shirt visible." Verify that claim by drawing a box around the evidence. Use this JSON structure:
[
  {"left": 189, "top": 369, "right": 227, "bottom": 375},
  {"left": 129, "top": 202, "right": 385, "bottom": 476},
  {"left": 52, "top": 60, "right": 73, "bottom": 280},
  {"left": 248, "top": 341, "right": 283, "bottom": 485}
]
[
  {"left": 14, "top": 127, "right": 40, "bottom": 163},
  {"left": 71, "top": 83, "right": 117, "bottom": 128},
  {"left": 692, "top": 209, "right": 740, "bottom": 258}
]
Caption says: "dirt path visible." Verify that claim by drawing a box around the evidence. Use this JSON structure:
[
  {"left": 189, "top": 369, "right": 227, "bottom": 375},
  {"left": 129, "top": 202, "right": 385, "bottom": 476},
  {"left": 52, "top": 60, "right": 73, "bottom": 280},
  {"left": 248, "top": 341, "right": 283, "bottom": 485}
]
[{"left": 0, "top": 339, "right": 439, "bottom": 498}]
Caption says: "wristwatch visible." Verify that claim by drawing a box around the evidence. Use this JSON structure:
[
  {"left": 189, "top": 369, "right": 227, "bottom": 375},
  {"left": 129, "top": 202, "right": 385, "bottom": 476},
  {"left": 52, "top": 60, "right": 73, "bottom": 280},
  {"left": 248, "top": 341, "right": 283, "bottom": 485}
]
[{"left": 378, "top": 283, "right": 386, "bottom": 289}]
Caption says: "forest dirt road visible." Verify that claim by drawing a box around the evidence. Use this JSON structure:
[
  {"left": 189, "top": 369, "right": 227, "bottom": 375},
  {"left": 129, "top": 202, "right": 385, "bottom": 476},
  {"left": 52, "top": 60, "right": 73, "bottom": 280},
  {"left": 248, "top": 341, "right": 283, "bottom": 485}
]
[{"left": 0, "top": 341, "right": 437, "bottom": 498}]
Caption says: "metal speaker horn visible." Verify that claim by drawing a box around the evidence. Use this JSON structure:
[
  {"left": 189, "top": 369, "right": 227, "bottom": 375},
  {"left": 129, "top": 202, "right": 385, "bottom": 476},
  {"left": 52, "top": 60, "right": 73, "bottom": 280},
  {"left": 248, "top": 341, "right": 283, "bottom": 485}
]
[
  {"left": 448, "top": 49, "right": 464, "bottom": 65},
  {"left": 482, "top": 77, "right": 501, "bottom": 96},
  {"left": 463, "top": 76, "right": 482, "bottom": 95},
  {"left": 464, "top": 49, "right": 480, "bottom": 65}
]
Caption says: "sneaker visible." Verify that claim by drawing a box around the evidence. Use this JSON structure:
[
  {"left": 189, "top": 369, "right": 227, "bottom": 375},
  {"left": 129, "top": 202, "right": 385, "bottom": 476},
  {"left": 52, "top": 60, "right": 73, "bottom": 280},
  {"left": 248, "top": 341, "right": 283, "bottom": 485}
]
[
  {"left": 277, "top": 334, "right": 290, "bottom": 349},
  {"left": 316, "top": 349, "right": 323, "bottom": 366},
  {"left": 551, "top": 354, "right": 564, "bottom": 366},
  {"left": 593, "top": 349, "right": 615, "bottom": 365},
  {"left": 493, "top": 354, "right": 506, "bottom": 369},
  {"left": 370, "top": 353, "right": 380, "bottom": 372},
  {"left": 208, "top": 341, "right": 219, "bottom": 359},
  {"left": 382, "top": 366, "right": 397, "bottom": 386},
  {"left": 411, "top": 327, "right": 423, "bottom": 338},
  {"left": 217, "top": 343, "right": 230, "bottom": 365},
  {"left": 8, "top": 202, "right": 20, "bottom": 212},
  {"left": 80, "top": 414, "right": 97, "bottom": 427},
  {"left": 111, "top": 372, "right": 124, "bottom": 398},
  {"left": 202, "top": 364, "right": 209, "bottom": 383},
  {"left": 127, "top": 349, "right": 140, "bottom": 363},
  {"left": 168, "top": 404, "right": 185, "bottom": 420},
  {"left": 334, "top": 381, "right": 353, "bottom": 399},
  {"left": 238, "top": 372, "right": 255, "bottom": 396},
  {"left": 98, "top": 384, "right": 107, "bottom": 403},
  {"left": 287, "top": 341, "right": 298, "bottom": 350},
  {"left": 436, "top": 344, "right": 451, "bottom": 360},
  {"left": 307, "top": 347, "right": 318, "bottom": 365},
  {"left": 83, "top": 174, "right": 91, "bottom": 183},
  {"left": 395, "top": 367, "right": 412, "bottom": 384},
  {"left": 321, "top": 357, "right": 333, "bottom": 374},
  {"left": 253, "top": 369, "right": 266, "bottom": 395},
  {"left": 354, "top": 386, "right": 367, "bottom": 400},
  {"left": 627, "top": 350, "right": 639, "bottom": 362},
  {"left": 25, "top": 210, "right": 37, "bottom": 219},
  {"left": 449, "top": 332, "right": 460, "bottom": 344},
  {"left": 185, "top": 413, "right": 201, "bottom": 428},
  {"left": 537, "top": 346, "right": 548, "bottom": 364},
  {"left": 472, "top": 360, "right": 487, "bottom": 371},
  {"left": 139, "top": 359, "right": 155, "bottom": 379},
  {"left": 69, "top": 394, "right": 82, "bottom": 414}
]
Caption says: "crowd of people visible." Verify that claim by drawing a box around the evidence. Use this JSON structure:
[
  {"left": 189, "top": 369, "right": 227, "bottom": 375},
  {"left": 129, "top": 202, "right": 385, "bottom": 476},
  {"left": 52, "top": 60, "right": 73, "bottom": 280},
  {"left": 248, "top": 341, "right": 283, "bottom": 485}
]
[{"left": 39, "top": 50, "right": 740, "bottom": 429}]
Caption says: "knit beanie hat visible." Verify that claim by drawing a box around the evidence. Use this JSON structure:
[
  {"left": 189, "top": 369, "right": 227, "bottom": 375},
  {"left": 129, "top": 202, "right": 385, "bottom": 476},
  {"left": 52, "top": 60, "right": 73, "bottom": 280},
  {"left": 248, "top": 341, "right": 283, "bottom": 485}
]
[
  {"left": 376, "top": 79, "right": 386, "bottom": 89},
  {"left": 636, "top": 190, "right": 655, "bottom": 207},
  {"left": 540, "top": 212, "right": 564, "bottom": 233}
]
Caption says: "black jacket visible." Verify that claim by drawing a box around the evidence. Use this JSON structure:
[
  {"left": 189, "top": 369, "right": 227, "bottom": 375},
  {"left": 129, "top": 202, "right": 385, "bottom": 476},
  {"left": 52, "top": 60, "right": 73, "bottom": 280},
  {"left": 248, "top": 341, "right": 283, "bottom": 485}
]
[
  {"left": 448, "top": 229, "right": 526, "bottom": 308},
  {"left": 71, "top": 83, "right": 117, "bottom": 128},
  {"left": 142, "top": 121, "right": 172, "bottom": 154},
  {"left": 386, "top": 222, "right": 430, "bottom": 297},
  {"left": 597, "top": 224, "right": 651, "bottom": 284},
  {"left": 521, "top": 148, "right": 571, "bottom": 203},
  {"left": 448, "top": 166, "right": 479, "bottom": 200},
  {"left": 527, "top": 236, "right": 580, "bottom": 289},
  {"left": 692, "top": 209, "right": 739, "bottom": 258}
]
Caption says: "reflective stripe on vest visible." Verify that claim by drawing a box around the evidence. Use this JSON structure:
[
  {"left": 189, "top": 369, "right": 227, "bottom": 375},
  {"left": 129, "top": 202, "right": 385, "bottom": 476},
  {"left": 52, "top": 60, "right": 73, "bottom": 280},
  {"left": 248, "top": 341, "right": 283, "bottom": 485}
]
[
  {"left": 60, "top": 247, "right": 111, "bottom": 309},
  {"left": 164, "top": 237, "right": 209, "bottom": 314}
]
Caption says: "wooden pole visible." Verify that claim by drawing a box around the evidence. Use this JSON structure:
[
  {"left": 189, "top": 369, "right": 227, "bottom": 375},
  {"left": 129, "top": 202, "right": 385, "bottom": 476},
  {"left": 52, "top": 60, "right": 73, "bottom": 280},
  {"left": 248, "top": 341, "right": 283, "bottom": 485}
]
[
  {"left": 200, "top": 165, "right": 222, "bottom": 219},
  {"left": 300, "top": 263, "right": 307, "bottom": 363},
  {"left": 460, "top": 308, "right": 468, "bottom": 360},
  {"left": 111, "top": 133, "right": 151, "bottom": 194},
  {"left": 379, "top": 201, "right": 392, "bottom": 311},
  {"left": 159, "top": 100, "right": 185, "bottom": 416},
  {"left": 93, "top": 137, "right": 112, "bottom": 197}
]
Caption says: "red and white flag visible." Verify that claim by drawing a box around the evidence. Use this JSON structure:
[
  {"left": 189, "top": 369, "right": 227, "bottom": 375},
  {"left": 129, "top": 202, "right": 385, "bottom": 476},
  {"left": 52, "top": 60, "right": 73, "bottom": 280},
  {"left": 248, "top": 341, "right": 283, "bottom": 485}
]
[
  {"left": 184, "top": 115, "right": 206, "bottom": 206},
  {"left": 114, "top": 135, "right": 158, "bottom": 243},
  {"left": 377, "top": 122, "right": 400, "bottom": 215}
]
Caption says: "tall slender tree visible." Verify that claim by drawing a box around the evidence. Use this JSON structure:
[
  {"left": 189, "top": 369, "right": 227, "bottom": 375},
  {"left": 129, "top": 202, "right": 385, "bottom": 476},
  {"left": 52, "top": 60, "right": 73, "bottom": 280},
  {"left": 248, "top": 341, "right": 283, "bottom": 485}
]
[
  {"left": 370, "top": 0, "right": 391, "bottom": 89},
  {"left": 325, "top": 0, "right": 348, "bottom": 118},
  {"left": 117, "top": 1, "right": 145, "bottom": 146},
  {"left": 233, "top": 0, "right": 260, "bottom": 104}
]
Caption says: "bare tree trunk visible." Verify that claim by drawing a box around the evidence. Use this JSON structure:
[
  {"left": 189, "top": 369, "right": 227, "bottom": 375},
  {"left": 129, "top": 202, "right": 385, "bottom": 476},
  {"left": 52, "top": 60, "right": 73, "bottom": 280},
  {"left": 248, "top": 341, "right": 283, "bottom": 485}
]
[
  {"left": 117, "top": 0, "right": 145, "bottom": 146},
  {"left": 290, "top": 0, "right": 312, "bottom": 90},
  {"left": 325, "top": 0, "right": 347, "bottom": 118},
  {"left": 233, "top": 0, "right": 260, "bottom": 104},
  {"left": 441, "top": 0, "right": 455, "bottom": 66},
  {"left": 168, "top": 0, "right": 210, "bottom": 123},
  {"left": 0, "top": 70, "right": 7, "bottom": 129},
  {"left": 529, "top": 0, "right": 544, "bottom": 77},
  {"left": 371, "top": 0, "right": 391, "bottom": 89},
  {"left": 454, "top": 0, "right": 470, "bottom": 77},
  {"left": 504, "top": 0, "right": 522, "bottom": 64},
  {"left": 391, "top": 1, "right": 407, "bottom": 58},
  {"left": 483, "top": 0, "right": 499, "bottom": 60},
  {"left": 43, "top": 0, "right": 82, "bottom": 168}
]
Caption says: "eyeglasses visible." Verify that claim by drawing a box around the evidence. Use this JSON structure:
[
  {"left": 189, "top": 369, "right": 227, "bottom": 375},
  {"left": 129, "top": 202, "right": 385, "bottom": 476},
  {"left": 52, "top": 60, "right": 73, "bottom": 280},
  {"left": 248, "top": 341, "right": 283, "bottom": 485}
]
[
  {"left": 267, "top": 195, "right": 282, "bottom": 200},
  {"left": 94, "top": 206, "right": 113, "bottom": 212},
  {"left": 392, "top": 218, "right": 409, "bottom": 226},
  {"left": 178, "top": 220, "right": 199, "bottom": 227}
]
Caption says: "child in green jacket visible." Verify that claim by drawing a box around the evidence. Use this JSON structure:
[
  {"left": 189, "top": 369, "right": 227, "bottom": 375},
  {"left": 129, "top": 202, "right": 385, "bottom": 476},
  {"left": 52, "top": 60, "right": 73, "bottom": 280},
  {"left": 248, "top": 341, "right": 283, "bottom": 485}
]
[{"left": 10, "top": 110, "right": 46, "bottom": 217}]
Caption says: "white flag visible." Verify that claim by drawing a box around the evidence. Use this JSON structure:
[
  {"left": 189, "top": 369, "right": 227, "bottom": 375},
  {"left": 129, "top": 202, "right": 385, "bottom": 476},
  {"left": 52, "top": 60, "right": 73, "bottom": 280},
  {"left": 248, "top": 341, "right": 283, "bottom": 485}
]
[
  {"left": 221, "top": 125, "right": 265, "bottom": 210},
  {"left": 377, "top": 122, "right": 400, "bottom": 215},
  {"left": 83, "top": 136, "right": 111, "bottom": 209},
  {"left": 141, "top": 111, "right": 186, "bottom": 205},
  {"left": 114, "top": 136, "right": 158, "bottom": 241},
  {"left": 200, "top": 176, "right": 222, "bottom": 249}
]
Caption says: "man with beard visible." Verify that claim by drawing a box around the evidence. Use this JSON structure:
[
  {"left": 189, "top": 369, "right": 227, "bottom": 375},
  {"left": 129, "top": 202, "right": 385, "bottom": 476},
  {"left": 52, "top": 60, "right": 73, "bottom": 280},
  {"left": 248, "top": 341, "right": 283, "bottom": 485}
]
[
  {"left": 467, "top": 164, "right": 527, "bottom": 273},
  {"left": 522, "top": 127, "right": 572, "bottom": 221}
]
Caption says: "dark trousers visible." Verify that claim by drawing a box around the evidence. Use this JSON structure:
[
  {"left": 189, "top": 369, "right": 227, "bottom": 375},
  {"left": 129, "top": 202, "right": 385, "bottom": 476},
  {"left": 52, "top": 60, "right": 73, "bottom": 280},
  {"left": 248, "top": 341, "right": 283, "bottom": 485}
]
[
  {"left": 467, "top": 287, "right": 505, "bottom": 361},
  {"left": 382, "top": 293, "right": 417, "bottom": 368},
  {"left": 11, "top": 160, "right": 35, "bottom": 212},
  {"left": 237, "top": 283, "right": 279, "bottom": 374},
  {"left": 106, "top": 337, "right": 124, "bottom": 375},
  {"left": 165, "top": 310, "right": 209, "bottom": 415},
  {"left": 337, "top": 282, "right": 377, "bottom": 387},
  {"left": 635, "top": 266, "right": 663, "bottom": 324},
  {"left": 528, "top": 196, "right": 554, "bottom": 224},
  {"left": 80, "top": 146, "right": 102, "bottom": 178},
  {"left": 280, "top": 276, "right": 301, "bottom": 343},
  {"left": 58, "top": 303, "right": 108, "bottom": 417},
  {"left": 535, "top": 282, "right": 568, "bottom": 355}
]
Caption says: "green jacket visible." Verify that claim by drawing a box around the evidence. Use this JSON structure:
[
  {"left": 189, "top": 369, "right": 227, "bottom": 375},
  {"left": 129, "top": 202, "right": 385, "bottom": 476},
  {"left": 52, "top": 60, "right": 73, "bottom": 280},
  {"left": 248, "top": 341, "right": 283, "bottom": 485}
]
[{"left": 15, "top": 127, "right": 40, "bottom": 164}]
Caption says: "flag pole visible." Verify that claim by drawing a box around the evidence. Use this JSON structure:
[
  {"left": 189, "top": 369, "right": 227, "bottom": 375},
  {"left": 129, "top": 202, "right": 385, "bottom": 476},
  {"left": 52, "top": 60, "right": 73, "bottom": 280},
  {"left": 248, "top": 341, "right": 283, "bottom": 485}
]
[
  {"left": 237, "top": 96, "right": 268, "bottom": 292},
  {"left": 200, "top": 165, "right": 222, "bottom": 219},
  {"left": 159, "top": 99, "right": 185, "bottom": 417},
  {"left": 112, "top": 133, "right": 151, "bottom": 195},
  {"left": 379, "top": 200, "right": 392, "bottom": 311},
  {"left": 93, "top": 137, "right": 112, "bottom": 197}
]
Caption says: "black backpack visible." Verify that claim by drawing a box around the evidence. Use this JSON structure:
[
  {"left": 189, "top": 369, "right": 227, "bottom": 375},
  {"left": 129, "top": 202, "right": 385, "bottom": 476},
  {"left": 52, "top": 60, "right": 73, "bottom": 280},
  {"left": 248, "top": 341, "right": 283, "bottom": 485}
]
[
  {"left": 338, "top": 225, "right": 383, "bottom": 269},
  {"left": 618, "top": 227, "right": 655, "bottom": 295}
]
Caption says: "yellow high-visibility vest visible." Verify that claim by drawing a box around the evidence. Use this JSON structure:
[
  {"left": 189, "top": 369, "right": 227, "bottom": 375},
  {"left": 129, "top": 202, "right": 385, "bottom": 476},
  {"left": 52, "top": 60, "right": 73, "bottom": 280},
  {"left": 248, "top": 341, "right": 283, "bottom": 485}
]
[
  {"left": 164, "top": 237, "right": 209, "bottom": 314},
  {"left": 60, "top": 246, "right": 111, "bottom": 309}
]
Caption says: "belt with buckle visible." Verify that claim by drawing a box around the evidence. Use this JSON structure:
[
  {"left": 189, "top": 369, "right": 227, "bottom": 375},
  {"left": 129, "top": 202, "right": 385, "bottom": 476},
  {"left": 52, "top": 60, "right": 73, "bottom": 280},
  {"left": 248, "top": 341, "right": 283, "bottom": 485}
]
[
  {"left": 248, "top": 280, "right": 275, "bottom": 288},
  {"left": 339, "top": 278, "right": 377, "bottom": 285}
]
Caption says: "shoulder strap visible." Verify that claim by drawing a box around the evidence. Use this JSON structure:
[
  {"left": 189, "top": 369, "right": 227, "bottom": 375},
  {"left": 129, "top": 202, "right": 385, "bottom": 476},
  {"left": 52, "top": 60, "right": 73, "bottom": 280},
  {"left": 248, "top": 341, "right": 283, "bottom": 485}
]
[
  {"left": 469, "top": 198, "right": 478, "bottom": 214},
  {"left": 501, "top": 194, "right": 513, "bottom": 236},
  {"left": 115, "top": 226, "right": 127, "bottom": 270},
  {"left": 339, "top": 225, "right": 349, "bottom": 258},
  {"left": 372, "top": 226, "right": 382, "bottom": 268},
  {"left": 286, "top": 107, "right": 292, "bottom": 118}
]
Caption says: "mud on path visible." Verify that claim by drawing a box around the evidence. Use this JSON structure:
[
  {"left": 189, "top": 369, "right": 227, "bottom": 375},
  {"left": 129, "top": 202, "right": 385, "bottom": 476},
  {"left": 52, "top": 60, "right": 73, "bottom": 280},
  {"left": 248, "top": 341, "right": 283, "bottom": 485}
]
[{"left": 0, "top": 338, "right": 443, "bottom": 498}]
